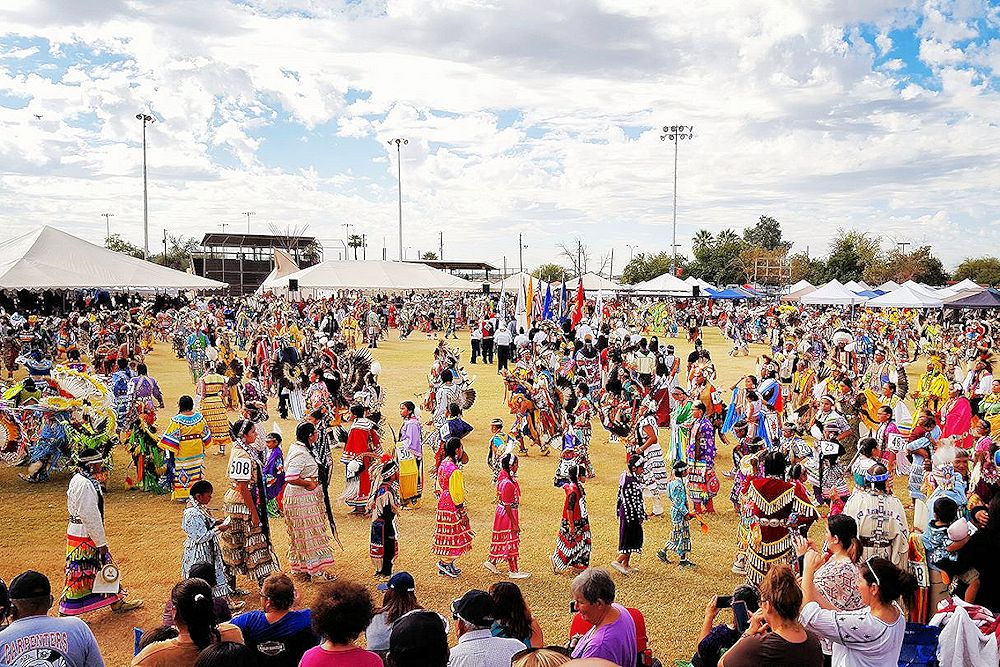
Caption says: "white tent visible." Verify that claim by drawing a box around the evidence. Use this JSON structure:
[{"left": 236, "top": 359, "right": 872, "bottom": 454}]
[
  {"left": 900, "top": 280, "right": 945, "bottom": 300},
  {"left": 265, "top": 260, "right": 477, "bottom": 293},
  {"left": 952, "top": 278, "right": 981, "bottom": 291},
  {"left": 843, "top": 280, "right": 871, "bottom": 293},
  {"left": 787, "top": 279, "right": 813, "bottom": 294},
  {"left": 557, "top": 272, "right": 622, "bottom": 292},
  {"left": 800, "top": 279, "right": 868, "bottom": 305},
  {"left": 0, "top": 226, "right": 226, "bottom": 291},
  {"left": 877, "top": 280, "right": 901, "bottom": 292},
  {"left": 633, "top": 272, "right": 692, "bottom": 295},
  {"left": 685, "top": 275, "right": 717, "bottom": 292},
  {"left": 865, "top": 283, "right": 943, "bottom": 309},
  {"left": 492, "top": 272, "right": 548, "bottom": 293},
  {"left": 256, "top": 249, "right": 300, "bottom": 294}
]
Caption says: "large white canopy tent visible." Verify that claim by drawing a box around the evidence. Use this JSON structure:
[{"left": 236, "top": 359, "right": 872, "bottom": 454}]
[
  {"left": 0, "top": 226, "right": 226, "bottom": 291},
  {"left": 632, "top": 272, "right": 692, "bottom": 295},
  {"left": 263, "top": 259, "right": 478, "bottom": 294},
  {"left": 864, "top": 283, "right": 943, "bottom": 309},
  {"left": 877, "top": 280, "right": 901, "bottom": 292},
  {"left": 685, "top": 276, "right": 717, "bottom": 292},
  {"left": 800, "top": 279, "right": 868, "bottom": 305},
  {"left": 786, "top": 279, "right": 813, "bottom": 294},
  {"left": 843, "top": 280, "right": 871, "bottom": 293}
]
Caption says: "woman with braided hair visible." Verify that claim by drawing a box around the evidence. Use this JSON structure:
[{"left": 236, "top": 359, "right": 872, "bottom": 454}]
[
  {"left": 368, "top": 455, "right": 400, "bottom": 578},
  {"left": 284, "top": 421, "right": 337, "bottom": 581},
  {"left": 485, "top": 453, "right": 529, "bottom": 579}
]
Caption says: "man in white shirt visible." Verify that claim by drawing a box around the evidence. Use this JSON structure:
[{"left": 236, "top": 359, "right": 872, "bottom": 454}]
[
  {"left": 447, "top": 589, "right": 524, "bottom": 667},
  {"left": 494, "top": 328, "right": 513, "bottom": 371}
]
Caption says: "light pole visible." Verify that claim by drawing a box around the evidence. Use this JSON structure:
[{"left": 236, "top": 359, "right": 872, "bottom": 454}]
[
  {"left": 626, "top": 243, "right": 638, "bottom": 261},
  {"left": 660, "top": 124, "right": 693, "bottom": 275},
  {"left": 343, "top": 223, "right": 352, "bottom": 259},
  {"left": 518, "top": 232, "right": 528, "bottom": 275},
  {"left": 136, "top": 113, "right": 155, "bottom": 258},
  {"left": 242, "top": 211, "right": 255, "bottom": 233},
  {"left": 101, "top": 212, "right": 114, "bottom": 239},
  {"left": 388, "top": 138, "right": 408, "bottom": 261}
]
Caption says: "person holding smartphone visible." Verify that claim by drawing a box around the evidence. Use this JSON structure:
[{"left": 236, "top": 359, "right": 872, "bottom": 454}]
[
  {"left": 691, "top": 586, "right": 758, "bottom": 667},
  {"left": 718, "top": 565, "right": 822, "bottom": 667}
]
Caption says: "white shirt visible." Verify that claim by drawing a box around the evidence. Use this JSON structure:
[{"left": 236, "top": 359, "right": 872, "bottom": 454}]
[
  {"left": 67, "top": 473, "right": 107, "bottom": 547},
  {"left": 448, "top": 629, "right": 524, "bottom": 667},
  {"left": 494, "top": 330, "right": 512, "bottom": 346},
  {"left": 800, "top": 601, "right": 906, "bottom": 667}
]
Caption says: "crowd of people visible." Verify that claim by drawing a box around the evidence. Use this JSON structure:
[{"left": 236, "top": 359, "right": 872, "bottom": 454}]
[{"left": 1, "top": 285, "right": 1000, "bottom": 666}]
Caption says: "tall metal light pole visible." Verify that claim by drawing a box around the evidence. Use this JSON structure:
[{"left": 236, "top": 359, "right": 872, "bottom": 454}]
[
  {"left": 242, "top": 211, "right": 255, "bottom": 232},
  {"left": 101, "top": 212, "right": 115, "bottom": 239},
  {"left": 518, "top": 232, "right": 528, "bottom": 274},
  {"left": 626, "top": 243, "right": 638, "bottom": 261},
  {"left": 660, "top": 124, "right": 693, "bottom": 275},
  {"left": 136, "top": 113, "right": 155, "bottom": 258},
  {"left": 388, "top": 138, "right": 408, "bottom": 261}
]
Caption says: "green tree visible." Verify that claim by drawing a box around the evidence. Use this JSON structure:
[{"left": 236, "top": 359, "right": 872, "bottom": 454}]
[
  {"left": 301, "top": 240, "right": 322, "bottom": 265},
  {"left": 692, "top": 229, "right": 713, "bottom": 253},
  {"left": 348, "top": 234, "right": 366, "bottom": 260},
  {"left": 789, "top": 252, "right": 825, "bottom": 284},
  {"left": 743, "top": 215, "right": 792, "bottom": 252},
  {"left": 953, "top": 257, "right": 1000, "bottom": 287},
  {"left": 150, "top": 235, "right": 200, "bottom": 270},
  {"left": 619, "top": 252, "right": 674, "bottom": 285},
  {"left": 532, "top": 263, "right": 567, "bottom": 283},
  {"left": 105, "top": 233, "right": 144, "bottom": 259},
  {"left": 689, "top": 228, "right": 745, "bottom": 285},
  {"left": 420, "top": 251, "right": 438, "bottom": 260},
  {"left": 821, "top": 229, "right": 881, "bottom": 283}
]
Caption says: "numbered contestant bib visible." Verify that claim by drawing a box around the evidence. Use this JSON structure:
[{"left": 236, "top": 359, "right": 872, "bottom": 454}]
[{"left": 228, "top": 453, "right": 254, "bottom": 482}]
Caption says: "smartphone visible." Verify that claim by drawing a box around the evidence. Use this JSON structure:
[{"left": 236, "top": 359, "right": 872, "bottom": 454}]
[
  {"left": 732, "top": 600, "right": 750, "bottom": 634},
  {"left": 569, "top": 601, "right": 578, "bottom": 614},
  {"left": 715, "top": 595, "right": 732, "bottom": 609}
]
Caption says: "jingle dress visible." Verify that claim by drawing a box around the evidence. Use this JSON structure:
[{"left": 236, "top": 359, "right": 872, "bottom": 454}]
[
  {"left": 551, "top": 481, "right": 592, "bottom": 572},
  {"left": 283, "top": 441, "right": 336, "bottom": 576},
  {"left": 489, "top": 469, "right": 521, "bottom": 562},
  {"left": 159, "top": 412, "right": 212, "bottom": 501},
  {"left": 198, "top": 372, "right": 233, "bottom": 451},
  {"left": 220, "top": 443, "right": 279, "bottom": 584}
]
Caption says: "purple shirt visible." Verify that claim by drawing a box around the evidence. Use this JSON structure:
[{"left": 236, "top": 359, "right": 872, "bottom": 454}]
[
  {"left": 400, "top": 416, "right": 422, "bottom": 458},
  {"left": 571, "top": 603, "right": 637, "bottom": 666}
]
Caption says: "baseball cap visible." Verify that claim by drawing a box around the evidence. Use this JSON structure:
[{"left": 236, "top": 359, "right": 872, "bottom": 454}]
[
  {"left": 451, "top": 589, "right": 495, "bottom": 626},
  {"left": 377, "top": 571, "right": 415, "bottom": 593},
  {"left": 9, "top": 570, "right": 51, "bottom": 599},
  {"left": 389, "top": 610, "right": 449, "bottom": 667}
]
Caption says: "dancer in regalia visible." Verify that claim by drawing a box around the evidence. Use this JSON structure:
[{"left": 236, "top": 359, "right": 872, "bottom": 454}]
[{"left": 59, "top": 448, "right": 143, "bottom": 615}]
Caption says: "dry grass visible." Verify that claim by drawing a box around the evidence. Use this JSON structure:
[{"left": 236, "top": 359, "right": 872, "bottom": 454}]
[{"left": 0, "top": 329, "right": 902, "bottom": 664}]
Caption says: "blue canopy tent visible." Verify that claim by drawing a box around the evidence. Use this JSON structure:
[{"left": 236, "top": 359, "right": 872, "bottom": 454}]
[
  {"left": 855, "top": 289, "right": 886, "bottom": 298},
  {"left": 707, "top": 288, "right": 750, "bottom": 300}
]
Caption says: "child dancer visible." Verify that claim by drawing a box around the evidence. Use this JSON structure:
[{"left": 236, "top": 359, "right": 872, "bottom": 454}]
[{"left": 658, "top": 460, "right": 696, "bottom": 568}]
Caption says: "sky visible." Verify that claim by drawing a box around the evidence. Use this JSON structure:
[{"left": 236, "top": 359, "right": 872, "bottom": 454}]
[{"left": 1, "top": 0, "right": 999, "bottom": 273}]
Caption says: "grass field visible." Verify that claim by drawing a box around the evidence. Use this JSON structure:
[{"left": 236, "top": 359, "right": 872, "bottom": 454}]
[{"left": 0, "top": 328, "right": 896, "bottom": 664}]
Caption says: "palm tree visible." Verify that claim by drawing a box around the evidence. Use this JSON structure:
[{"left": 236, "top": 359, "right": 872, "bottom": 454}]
[
  {"left": 692, "top": 229, "right": 713, "bottom": 252},
  {"left": 717, "top": 229, "right": 740, "bottom": 246}
]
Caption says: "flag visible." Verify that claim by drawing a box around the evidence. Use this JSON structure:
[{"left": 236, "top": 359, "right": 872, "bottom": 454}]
[
  {"left": 560, "top": 280, "right": 569, "bottom": 321},
  {"left": 515, "top": 277, "right": 527, "bottom": 332},
  {"left": 571, "top": 278, "right": 584, "bottom": 326},
  {"left": 594, "top": 288, "right": 604, "bottom": 327},
  {"left": 525, "top": 275, "right": 535, "bottom": 328},
  {"left": 498, "top": 275, "right": 507, "bottom": 323},
  {"left": 542, "top": 284, "right": 553, "bottom": 320},
  {"left": 533, "top": 277, "right": 544, "bottom": 319}
]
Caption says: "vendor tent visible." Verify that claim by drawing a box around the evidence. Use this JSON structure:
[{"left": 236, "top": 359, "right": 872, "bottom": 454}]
[
  {"left": 943, "top": 287, "right": 1000, "bottom": 309},
  {"left": 787, "top": 279, "right": 813, "bottom": 294},
  {"left": 706, "top": 288, "right": 750, "bottom": 300},
  {"left": 865, "top": 283, "right": 943, "bottom": 309},
  {"left": 780, "top": 285, "right": 817, "bottom": 302},
  {"left": 685, "top": 276, "right": 717, "bottom": 292},
  {"left": 951, "top": 278, "right": 982, "bottom": 291},
  {"left": 632, "top": 272, "right": 692, "bottom": 295},
  {"left": 557, "top": 272, "right": 621, "bottom": 292},
  {"left": 256, "top": 249, "right": 300, "bottom": 294},
  {"left": 0, "top": 226, "right": 226, "bottom": 291},
  {"left": 267, "top": 260, "right": 477, "bottom": 293},
  {"left": 843, "top": 280, "right": 871, "bottom": 293},
  {"left": 800, "top": 280, "right": 868, "bottom": 305},
  {"left": 877, "top": 280, "right": 901, "bottom": 292}
]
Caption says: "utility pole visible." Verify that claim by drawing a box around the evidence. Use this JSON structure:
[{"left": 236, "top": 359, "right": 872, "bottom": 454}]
[
  {"left": 577, "top": 239, "right": 582, "bottom": 277},
  {"left": 242, "top": 211, "right": 255, "bottom": 233},
  {"left": 897, "top": 241, "right": 910, "bottom": 255},
  {"left": 609, "top": 248, "right": 614, "bottom": 280},
  {"left": 136, "top": 112, "right": 155, "bottom": 258},
  {"left": 219, "top": 222, "right": 229, "bottom": 233},
  {"left": 439, "top": 230, "right": 444, "bottom": 260},
  {"left": 162, "top": 229, "right": 168, "bottom": 265},
  {"left": 101, "top": 212, "right": 114, "bottom": 239},
  {"left": 518, "top": 232, "right": 527, "bottom": 275},
  {"left": 362, "top": 233, "right": 367, "bottom": 260},
  {"left": 388, "top": 138, "right": 408, "bottom": 260},
  {"left": 626, "top": 243, "right": 638, "bottom": 261},
  {"left": 342, "top": 223, "right": 352, "bottom": 259},
  {"left": 660, "top": 124, "right": 694, "bottom": 275}
]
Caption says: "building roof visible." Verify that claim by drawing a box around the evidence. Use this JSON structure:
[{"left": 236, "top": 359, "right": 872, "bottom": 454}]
[
  {"left": 404, "top": 259, "right": 498, "bottom": 271},
  {"left": 201, "top": 233, "right": 316, "bottom": 249}
]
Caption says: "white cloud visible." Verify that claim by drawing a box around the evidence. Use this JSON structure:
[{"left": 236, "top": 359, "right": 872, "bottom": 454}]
[{"left": 0, "top": 0, "right": 998, "bottom": 269}]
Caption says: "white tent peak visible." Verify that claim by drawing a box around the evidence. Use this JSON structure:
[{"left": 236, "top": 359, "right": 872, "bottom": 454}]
[
  {"left": 865, "top": 282, "right": 943, "bottom": 309},
  {"left": 800, "top": 279, "right": 868, "bottom": 305},
  {"left": 556, "top": 272, "right": 621, "bottom": 292},
  {"left": 633, "top": 272, "right": 692, "bottom": 294},
  {"left": 263, "top": 259, "right": 476, "bottom": 293},
  {"left": 0, "top": 225, "right": 226, "bottom": 291}
]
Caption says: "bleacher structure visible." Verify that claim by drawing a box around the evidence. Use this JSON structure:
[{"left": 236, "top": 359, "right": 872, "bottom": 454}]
[{"left": 192, "top": 233, "right": 320, "bottom": 295}]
